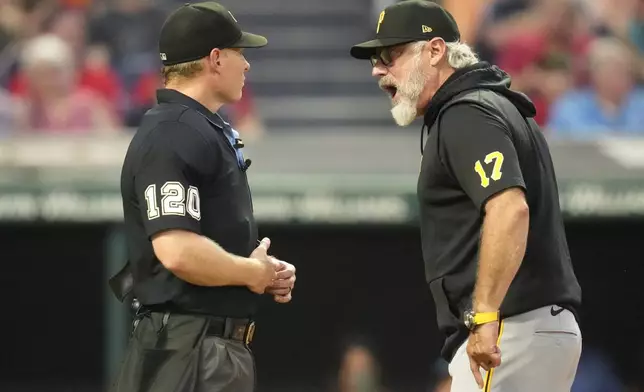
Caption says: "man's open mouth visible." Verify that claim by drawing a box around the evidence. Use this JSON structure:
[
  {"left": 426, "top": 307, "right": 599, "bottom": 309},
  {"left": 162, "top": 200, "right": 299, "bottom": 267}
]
[{"left": 382, "top": 85, "right": 398, "bottom": 98}]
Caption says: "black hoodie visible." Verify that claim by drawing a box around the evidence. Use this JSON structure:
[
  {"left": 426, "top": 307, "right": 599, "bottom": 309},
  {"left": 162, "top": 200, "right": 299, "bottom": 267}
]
[{"left": 417, "top": 62, "right": 581, "bottom": 361}]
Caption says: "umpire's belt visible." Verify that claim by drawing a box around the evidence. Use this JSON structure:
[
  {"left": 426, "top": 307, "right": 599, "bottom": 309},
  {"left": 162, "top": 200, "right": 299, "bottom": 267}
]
[
  {"left": 140, "top": 306, "right": 256, "bottom": 345},
  {"left": 205, "top": 316, "right": 256, "bottom": 345}
]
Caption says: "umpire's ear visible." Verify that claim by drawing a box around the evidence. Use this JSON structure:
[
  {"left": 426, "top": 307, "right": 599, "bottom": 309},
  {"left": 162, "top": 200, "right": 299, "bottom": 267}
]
[{"left": 207, "top": 48, "right": 223, "bottom": 70}]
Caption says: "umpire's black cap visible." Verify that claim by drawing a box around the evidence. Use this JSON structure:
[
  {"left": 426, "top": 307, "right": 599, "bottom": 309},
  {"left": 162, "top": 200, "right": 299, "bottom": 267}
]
[
  {"left": 159, "top": 1, "right": 267, "bottom": 66},
  {"left": 350, "top": 0, "right": 460, "bottom": 60}
]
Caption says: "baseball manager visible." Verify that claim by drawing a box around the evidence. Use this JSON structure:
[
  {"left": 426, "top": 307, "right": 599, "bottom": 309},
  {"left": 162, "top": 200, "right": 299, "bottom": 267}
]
[{"left": 350, "top": 1, "right": 582, "bottom": 391}]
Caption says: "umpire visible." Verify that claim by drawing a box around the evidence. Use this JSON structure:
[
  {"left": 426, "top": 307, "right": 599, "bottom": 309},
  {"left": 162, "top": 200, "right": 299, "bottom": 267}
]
[
  {"left": 109, "top": 2, "right": 296, "bottom": 391},
  {"left": 350, "top": 1, "right": 581, "bottom": 391}
]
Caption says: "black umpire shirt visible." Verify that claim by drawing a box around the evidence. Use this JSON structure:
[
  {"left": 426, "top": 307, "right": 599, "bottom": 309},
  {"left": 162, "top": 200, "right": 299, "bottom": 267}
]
[
  {"left": 418, "top": 62, "right": 582, "bottom": 361},
  {"left": 120, "top": 89, "right": 259, "bottom": 318}
]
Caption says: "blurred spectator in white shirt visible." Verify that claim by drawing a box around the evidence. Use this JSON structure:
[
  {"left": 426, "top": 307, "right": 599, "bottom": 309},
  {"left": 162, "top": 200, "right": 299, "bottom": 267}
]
[
  {"left": 9, "top": 10, "right": 125, "bottom": 118},
  {"left": 547, "top": 37, "right": 644, "bottom": 137},
  {"left": 0, "top": 0, "right": 59, "bottom": 87},
  {"left": 13, "top": 33, "right": 120, "bottom": 134}
]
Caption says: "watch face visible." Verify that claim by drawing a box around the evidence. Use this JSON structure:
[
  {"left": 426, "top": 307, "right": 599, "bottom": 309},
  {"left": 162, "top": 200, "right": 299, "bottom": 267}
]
[{"left": 464, "top": 311, "right": 474, "bottom": 330}]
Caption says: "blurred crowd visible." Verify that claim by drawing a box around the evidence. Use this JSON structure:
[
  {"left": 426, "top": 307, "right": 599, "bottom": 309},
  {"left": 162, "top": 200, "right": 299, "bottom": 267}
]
[
  {"left": 0, "top": 0, "right": 642, "bottom": 137},
  {"left": 376, "top": 0, "right": 644, "bottom": 138},
  {"left": 0, "top": 0, "right": 264, "bottom": 137},
  {"left": 472, "top": 0, "right": 644, "bottom": 138}
]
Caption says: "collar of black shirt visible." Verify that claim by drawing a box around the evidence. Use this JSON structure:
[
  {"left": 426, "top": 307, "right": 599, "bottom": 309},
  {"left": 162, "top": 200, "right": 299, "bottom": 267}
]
[{"left": 156, "top": 88, "right": 226, "bottom": 129}]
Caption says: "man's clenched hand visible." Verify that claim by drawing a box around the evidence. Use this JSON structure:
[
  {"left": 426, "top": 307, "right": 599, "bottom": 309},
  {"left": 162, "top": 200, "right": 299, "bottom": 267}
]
[{"left": 266, "top": 257, "right": 296, "bottom": 304}]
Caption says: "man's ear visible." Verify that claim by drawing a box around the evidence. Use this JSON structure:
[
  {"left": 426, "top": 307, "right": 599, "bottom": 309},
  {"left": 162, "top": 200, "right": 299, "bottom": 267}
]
[
  {"left": 207, "top": 48, "right": 222, "bottom": 71},
  {"left": 428, "top": 38, "right": 447, "bottom": 67}
]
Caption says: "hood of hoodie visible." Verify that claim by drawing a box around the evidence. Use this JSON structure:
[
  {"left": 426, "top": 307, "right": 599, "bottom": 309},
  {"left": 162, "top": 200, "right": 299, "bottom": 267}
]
[{"left": 422, "top": 61, "right": 537, "bottom": 128}]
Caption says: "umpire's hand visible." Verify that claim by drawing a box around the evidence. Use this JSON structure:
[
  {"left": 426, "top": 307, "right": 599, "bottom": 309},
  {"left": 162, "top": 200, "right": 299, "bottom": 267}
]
[
  {"left": 248, "top": 237, "right": 279, "bottom": 294},
  {"left": 467, "top": 321, "right": 501, "bottom": 388},
  {"left": 266, "top": 258, "right": 296, "bottom": 304}
]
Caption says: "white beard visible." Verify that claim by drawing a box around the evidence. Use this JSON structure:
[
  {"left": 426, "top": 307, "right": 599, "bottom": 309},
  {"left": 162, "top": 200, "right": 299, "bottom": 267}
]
[
  {"left": 391, "top": 98, "right": 419, "bottom": 127},
  {"left": 388, "top": 55, "right": 427, "bottom": 127}
]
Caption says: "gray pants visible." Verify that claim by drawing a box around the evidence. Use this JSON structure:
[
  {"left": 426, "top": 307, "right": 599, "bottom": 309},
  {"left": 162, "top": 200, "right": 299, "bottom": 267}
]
[
  {"left": 198, "top": 336, "right": 255, "bottom": 392},
  {"left": 109, "top": 312, "right": 255, "bottom": 392},
  {"left": 448, "top": 305, "right": 582, "bottom": 392}
]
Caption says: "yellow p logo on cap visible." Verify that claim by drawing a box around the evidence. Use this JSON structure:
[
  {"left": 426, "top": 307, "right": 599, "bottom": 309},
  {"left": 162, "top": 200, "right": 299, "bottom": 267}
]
[{"left": 377, "top": 10, "right": 385, "bottom": 33}]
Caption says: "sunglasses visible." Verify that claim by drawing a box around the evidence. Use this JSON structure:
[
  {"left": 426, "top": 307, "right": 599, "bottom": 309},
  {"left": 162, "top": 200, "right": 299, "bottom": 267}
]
[{"left": 370, "top": 46, "right": 394, "bottom": 67}]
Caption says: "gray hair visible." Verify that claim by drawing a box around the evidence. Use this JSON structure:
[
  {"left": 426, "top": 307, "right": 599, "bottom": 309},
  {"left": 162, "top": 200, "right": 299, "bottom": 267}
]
[
  {"left": 411, "top": 40, "right": 479, "bottom": 69},
  {"left": 445, "top": 41, "right": 479, "bottom": 69}
]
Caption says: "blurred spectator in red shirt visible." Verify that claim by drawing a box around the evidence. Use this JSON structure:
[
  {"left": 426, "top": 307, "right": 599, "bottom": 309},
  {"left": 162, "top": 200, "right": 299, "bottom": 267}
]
[
  {"left": 497, "top": 0, "right": 592, "bottom": 83},
  {"left": 9, "top": 10, "right": 124, "bottom": 116},
  {"left": 13, "top": 33, "right": 120, "bottom": 133},
  {"left": 474, "top": 0, "right": 535, "bottom": 64},
  {"left": 494, "top": 0, "right": 593, "bottom": 125}
]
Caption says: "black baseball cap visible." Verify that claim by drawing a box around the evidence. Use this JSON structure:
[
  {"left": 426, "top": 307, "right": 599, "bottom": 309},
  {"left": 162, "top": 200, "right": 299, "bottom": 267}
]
[
  {"left": 350, "top": 0, "right": 460, "bottom": 60},
  {"left": 159, "top": 1, "right": 267, "bottom": 66}
]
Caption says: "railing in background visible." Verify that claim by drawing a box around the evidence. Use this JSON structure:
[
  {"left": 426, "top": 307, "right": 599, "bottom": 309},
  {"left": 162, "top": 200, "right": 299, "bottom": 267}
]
[{"left": 0, "top": 132, "right": 643, "bottom": 223}]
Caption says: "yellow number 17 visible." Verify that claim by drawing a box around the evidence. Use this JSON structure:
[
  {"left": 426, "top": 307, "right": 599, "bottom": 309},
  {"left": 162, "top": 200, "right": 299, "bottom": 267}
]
[{"left": 474, "top": 151, "right": 504, "bottom": 188}]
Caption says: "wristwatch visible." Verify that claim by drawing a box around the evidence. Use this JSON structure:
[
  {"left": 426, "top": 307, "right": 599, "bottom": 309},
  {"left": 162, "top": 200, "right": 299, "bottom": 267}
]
[{"left": 463, "top": 310, "right": 499, "bottom": 331}]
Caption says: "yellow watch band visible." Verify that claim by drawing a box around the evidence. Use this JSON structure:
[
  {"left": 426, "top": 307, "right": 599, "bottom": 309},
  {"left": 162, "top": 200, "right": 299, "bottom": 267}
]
[{"left": 473, "top": 311, "right": 499, "bottom": 325}]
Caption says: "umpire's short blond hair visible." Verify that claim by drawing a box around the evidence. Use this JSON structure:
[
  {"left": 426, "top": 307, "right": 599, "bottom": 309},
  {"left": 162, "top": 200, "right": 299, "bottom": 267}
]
[{"left": 162, "top": 59, "right": 204, "bottom": 84}]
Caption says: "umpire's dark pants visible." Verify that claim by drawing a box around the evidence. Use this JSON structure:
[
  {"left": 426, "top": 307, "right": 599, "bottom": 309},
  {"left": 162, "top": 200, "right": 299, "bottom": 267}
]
[{"left": 109, "top": 311, "right": 256, "bottom": 392}]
